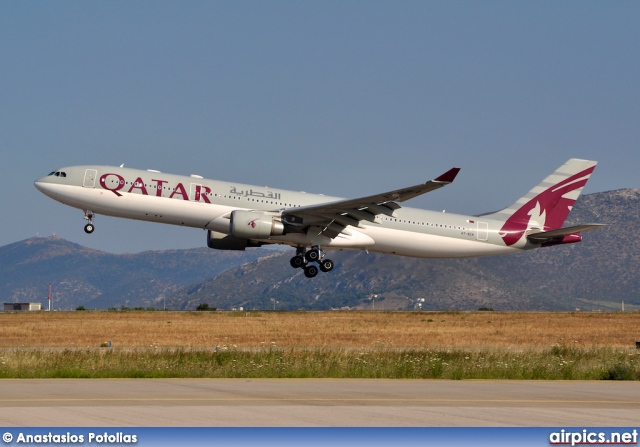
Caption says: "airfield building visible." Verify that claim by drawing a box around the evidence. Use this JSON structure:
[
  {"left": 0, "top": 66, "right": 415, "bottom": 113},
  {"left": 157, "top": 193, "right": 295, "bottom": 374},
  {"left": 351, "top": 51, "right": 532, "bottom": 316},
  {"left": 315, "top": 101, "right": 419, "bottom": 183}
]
[{"left": 3, "top": 303, "right": 42, "bottom": 311}]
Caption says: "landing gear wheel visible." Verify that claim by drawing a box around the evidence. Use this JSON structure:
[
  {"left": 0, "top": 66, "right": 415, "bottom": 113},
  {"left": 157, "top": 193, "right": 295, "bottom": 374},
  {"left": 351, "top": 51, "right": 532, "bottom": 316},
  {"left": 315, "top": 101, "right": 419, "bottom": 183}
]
[
  {"left": 83, "top": 210, "right": 95, "bottom": 234},
  {"left": 319, "top": 259, "right": 334, "bottom": 273},
  {"left": 304, "top": 265, "right": 319, "bottom": 278},
  {"left": 305, "top": 248, "right": 320, "bottom": 263},
  {"left": 290, "top": 255, "right": 305, "bottom": 269}
]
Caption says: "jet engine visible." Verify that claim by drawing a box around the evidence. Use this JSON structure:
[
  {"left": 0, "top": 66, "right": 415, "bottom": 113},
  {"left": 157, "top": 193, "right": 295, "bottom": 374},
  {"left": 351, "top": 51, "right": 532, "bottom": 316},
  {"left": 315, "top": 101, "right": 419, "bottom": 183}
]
[
  {"left": 229, "top": 210, "right": 285, "bottom": 240},
  {"left": 207, "top": 230, "right": 264, "bottom": 251}
]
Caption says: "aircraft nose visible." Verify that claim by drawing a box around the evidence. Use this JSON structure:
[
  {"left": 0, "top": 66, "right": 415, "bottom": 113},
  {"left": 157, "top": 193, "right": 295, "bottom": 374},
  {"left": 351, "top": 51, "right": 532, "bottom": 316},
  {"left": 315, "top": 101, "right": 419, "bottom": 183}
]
[
  {"left": 34, "top": 177, "right": 48, "bottom": 192},
  {"left": 34, "top": 176, "right": 56, "bottom": 197}
]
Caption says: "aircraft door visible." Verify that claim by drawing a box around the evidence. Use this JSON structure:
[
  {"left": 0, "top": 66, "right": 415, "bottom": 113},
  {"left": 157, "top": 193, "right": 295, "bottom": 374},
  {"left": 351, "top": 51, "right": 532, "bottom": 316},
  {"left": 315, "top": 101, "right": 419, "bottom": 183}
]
[
  {"left": 476, "top": 221, "right": 488, "bottom": 241},
  {"left": 83, "top": 169, "right": 97, "bottom": 188}
]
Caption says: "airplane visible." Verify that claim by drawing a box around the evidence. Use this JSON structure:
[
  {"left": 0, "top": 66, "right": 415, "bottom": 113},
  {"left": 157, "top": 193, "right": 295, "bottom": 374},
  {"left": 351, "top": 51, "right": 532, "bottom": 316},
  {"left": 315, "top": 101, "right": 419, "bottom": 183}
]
[{"left": 34, "top": 158, "right": 603, "bottom": 278}]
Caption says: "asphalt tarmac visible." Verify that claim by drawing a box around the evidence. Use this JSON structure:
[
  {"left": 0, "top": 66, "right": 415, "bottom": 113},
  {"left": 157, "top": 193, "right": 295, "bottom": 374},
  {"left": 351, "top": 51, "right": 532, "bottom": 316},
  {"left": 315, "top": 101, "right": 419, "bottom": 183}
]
[{"left": 0, "top": 379, "right": 638, "bottom": 427}]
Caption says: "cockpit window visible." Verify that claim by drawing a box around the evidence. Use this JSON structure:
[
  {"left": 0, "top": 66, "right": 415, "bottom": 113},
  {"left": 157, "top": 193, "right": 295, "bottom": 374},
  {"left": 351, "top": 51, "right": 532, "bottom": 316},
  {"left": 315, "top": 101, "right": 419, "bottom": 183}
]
[{"left": 48, "top": 171, "right": 67, "bottom": 177}]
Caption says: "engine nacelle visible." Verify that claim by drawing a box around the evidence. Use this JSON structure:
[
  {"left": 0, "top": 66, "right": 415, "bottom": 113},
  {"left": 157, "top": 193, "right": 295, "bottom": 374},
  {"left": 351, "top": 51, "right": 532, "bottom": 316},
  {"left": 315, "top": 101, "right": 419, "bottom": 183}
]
[
  {"left": 229, "top": 210, "right": 285, "bottom": 240},
  {"left": 207, "top": 230, "right": 265, "bottom": 250}
]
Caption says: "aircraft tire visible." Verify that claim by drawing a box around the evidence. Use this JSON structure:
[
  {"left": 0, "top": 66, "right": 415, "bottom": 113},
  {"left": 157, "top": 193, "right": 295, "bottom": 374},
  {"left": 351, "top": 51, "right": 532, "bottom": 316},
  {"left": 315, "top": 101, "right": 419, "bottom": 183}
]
[
  {"left": 319, "top": 259, "right": 334, "bottom": 272},
  {"left": 84, "top": 224, "right": 94, "bottom": 234},
  {"left": 290, "top": 255, "right": 305, "bottom": 269},
  {"left": 304, "top": 265, "right": 319, "bottom": 278},
  {"left": 305, "top": 249, "right": 320, "bottom": 263}
]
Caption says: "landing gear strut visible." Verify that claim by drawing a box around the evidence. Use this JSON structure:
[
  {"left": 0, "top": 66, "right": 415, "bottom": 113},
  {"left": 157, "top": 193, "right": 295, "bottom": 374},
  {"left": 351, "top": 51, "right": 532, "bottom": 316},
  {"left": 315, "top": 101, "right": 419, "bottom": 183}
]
[
  {"left": 83, "top": 211, "right": 95, "bottom": 234},
  {"left": 290, "top": 246, "right": 334, "bottom": 278}
]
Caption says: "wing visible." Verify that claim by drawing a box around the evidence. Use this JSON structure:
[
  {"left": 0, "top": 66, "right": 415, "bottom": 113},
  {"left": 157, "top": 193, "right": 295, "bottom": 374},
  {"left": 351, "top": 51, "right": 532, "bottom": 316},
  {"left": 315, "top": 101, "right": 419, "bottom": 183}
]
[{"left": 281, "top": 167, "right": 460, "bottom": 238}]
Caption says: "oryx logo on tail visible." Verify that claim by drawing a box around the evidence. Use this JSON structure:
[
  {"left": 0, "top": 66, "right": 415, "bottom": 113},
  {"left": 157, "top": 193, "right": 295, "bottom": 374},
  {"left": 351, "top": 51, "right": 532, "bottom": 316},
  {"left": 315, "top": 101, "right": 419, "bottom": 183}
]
[{"left": 490, "top": 160, "right": 597, "bottom": 246}]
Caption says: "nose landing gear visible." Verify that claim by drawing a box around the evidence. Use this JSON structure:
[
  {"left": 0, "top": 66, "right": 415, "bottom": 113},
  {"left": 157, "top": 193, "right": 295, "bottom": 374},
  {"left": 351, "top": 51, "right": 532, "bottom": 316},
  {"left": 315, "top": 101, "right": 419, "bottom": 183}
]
[
  {"left": 290, "top": 246, "right": 334, "bottom": 278},
  {"left": 83, "top": 211, "right": 95, "bottom": 234}
]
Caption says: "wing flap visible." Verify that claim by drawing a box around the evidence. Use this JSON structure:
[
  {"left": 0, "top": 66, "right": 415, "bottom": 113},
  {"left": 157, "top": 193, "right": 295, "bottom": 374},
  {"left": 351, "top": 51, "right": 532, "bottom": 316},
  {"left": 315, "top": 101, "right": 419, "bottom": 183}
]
[
  {"left": 323, "top": 222, "right": 350, "bottom": 238},
  {"left": 343, "top": 209, "right": 377, "bottom": 223},
  {"left": 362, "top": 203, "right": 398, "bottom": 216},
  {"left": 321, "top": 214, "right": 364, "bottom": 229}
]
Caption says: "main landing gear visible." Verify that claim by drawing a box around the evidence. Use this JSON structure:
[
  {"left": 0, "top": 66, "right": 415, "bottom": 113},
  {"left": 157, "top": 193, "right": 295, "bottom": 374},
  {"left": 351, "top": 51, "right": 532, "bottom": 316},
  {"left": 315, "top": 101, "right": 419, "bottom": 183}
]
[
  {"left": 83, "top": 210, "right": 95, "bottom": 234},
  {"left": 290, "top": 246, "right": 334, "bottom": 278}
]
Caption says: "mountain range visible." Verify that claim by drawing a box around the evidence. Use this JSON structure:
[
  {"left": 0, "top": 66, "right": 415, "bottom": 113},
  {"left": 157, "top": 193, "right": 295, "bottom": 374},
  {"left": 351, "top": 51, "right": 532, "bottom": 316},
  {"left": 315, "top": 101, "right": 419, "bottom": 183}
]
[
  {"left": 0, "top": 237, "right": 268, "bottom": 310},
  {"left": 2, "top": 189, "right": 638, "bottom": 311}
]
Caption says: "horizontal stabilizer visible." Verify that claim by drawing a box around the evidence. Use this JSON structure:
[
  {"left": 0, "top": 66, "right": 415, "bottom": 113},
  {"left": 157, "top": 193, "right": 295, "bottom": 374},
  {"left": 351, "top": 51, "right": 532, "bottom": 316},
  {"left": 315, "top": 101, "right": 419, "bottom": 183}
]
[{"left": 527, "top": 224, "right": 605, "bottom": 244}]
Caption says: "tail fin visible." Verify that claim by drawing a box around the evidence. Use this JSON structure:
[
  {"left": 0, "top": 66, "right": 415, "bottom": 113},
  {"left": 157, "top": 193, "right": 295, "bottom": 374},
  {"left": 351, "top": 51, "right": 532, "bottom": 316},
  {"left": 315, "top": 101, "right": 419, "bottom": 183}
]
[{"left": 483, "top": 158, "right": 597, "bottom": 246}]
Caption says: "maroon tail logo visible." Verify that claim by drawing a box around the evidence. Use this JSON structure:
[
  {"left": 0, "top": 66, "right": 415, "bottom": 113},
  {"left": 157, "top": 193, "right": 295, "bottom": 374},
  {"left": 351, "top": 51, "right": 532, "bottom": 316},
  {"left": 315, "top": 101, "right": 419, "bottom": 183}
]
[{"left": 499, "top": 166, "right": 595, "bottom": 246}]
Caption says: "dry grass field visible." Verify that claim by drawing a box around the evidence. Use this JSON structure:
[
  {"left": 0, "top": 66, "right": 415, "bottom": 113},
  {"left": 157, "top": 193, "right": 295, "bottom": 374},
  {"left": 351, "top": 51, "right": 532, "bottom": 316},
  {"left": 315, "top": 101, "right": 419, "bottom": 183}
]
[
  {"left": 1, "top": 311, "right": 638, "bottom": 379},
  {"left": 0, "top": 310, "right": 638, "bottom": 350}
]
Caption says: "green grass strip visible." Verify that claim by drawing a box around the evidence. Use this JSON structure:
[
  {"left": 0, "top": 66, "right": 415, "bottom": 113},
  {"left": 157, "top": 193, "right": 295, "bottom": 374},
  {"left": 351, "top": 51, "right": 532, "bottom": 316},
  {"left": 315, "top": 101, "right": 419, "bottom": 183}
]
[{"left": 0, "top": 347, "right": 638, "bottom": 380}]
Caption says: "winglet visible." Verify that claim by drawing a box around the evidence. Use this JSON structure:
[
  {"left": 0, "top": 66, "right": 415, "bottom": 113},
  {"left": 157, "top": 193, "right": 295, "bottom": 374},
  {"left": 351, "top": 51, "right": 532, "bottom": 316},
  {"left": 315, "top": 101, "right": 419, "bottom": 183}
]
[{"left": 434, "top": 167, "right": 460, "bottom": 183}]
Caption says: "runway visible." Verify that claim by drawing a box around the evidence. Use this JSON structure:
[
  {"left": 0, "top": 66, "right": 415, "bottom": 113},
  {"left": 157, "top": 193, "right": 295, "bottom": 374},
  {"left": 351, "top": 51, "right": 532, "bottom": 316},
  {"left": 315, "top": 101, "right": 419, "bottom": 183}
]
[{"left": 1, "top": 379, "right": 638, "bottom": 426}]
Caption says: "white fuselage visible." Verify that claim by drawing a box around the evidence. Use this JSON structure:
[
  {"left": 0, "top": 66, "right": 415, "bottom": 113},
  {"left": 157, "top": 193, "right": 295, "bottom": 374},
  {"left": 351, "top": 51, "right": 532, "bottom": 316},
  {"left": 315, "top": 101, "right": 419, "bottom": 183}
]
[{"left": 35, "top": 165, "right": 527, "bottom": 258}]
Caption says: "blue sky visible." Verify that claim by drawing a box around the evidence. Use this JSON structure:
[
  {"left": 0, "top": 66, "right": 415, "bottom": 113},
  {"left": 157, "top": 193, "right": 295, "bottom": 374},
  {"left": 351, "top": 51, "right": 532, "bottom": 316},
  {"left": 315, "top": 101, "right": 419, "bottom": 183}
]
[{"left": 2, "top": 1, "right": 639, "bottom": 253}]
